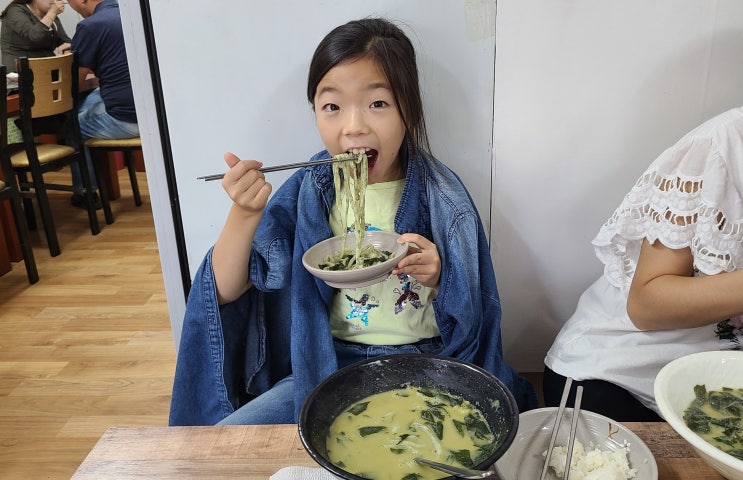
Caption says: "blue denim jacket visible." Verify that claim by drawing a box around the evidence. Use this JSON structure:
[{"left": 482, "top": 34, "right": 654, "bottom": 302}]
[{"left": 169, "top": 144, "right": 537, "bottom": 425}]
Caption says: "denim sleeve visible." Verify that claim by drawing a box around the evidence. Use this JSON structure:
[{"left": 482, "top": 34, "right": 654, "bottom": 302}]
[
  {"left": 169, "top": 249, "right": 236, "bottom": 425},
  {"left": 431, "top": 194, "right": 538, "bottom": 412}
]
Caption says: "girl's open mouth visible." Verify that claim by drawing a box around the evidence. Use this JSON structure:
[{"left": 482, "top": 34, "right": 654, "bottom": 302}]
[
  {"left": 365, "top": 149, "right": 378, "bottom": 169},
  {"left": 347, "top": 149, "right": 378, "bottom": 169}
]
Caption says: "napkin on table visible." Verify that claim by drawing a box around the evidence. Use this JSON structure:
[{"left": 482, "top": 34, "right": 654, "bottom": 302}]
[{"left": 269, "top": 466, "right": 338, "bottom": 479}]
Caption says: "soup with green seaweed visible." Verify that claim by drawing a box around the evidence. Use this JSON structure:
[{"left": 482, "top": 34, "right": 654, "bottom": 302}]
[
  {"left": 684, "top": 384, "right": 743, "bottom": 460},
  {"left": 326, "top": 385, "right": 498, "bottom": 480}
]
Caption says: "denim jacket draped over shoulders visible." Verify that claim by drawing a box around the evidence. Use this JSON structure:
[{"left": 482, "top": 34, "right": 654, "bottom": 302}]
[{"left": 169, "top": 143, "right": 536, "bottom": 425}]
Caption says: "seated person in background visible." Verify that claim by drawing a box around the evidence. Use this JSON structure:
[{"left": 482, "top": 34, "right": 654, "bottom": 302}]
[
  {"left": 544, "top": 106, "right": 743, "bottom": 421},
  {"left": 169, "top": 17, "right": 537, "bottom": 427},
  {"left": 66, "top": 0, "right": 138, "bottom": 209},
  {"left": 1, "top": 0, "right": 71, "bottom": 71}
]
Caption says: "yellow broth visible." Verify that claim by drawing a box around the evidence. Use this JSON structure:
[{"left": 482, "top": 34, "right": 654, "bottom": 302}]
[
  {"left": 683, "top": 385, "right": 743, "bottom": 460},
  {"left": 326, "top": 386, "right": 497, "bottom": 480}
]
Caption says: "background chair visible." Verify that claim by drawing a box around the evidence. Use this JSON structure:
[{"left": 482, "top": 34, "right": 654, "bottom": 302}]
[
  {"left": 10, "top": 53, "right": 103, "bottom": 257},
  {"left": 0, "top": 64, "right": 38, "bottom": 283},
  {"left": 85, "top": 137, "right": 143, "bottom": 225}
]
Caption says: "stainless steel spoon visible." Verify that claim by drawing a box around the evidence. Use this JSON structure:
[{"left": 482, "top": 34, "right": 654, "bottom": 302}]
[{"left": 414, "top": 458, "right": 500, "bottom": 479}]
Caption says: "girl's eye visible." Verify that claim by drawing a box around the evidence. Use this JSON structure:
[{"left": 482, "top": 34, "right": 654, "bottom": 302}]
[
  {"left": 370, "top": 100, "right": 387, "bottom": 109},
  {"left": 321, "top": 103, "right": 339, "bottom": 112}
]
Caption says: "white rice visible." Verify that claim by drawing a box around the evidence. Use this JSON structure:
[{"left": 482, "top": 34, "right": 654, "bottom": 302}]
[{"left": 543, "top": 440, "right": 637, "bottom": 480}]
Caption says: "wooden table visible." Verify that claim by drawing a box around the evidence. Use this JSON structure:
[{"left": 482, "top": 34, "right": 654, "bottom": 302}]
[{"left": 69, "top": 422, "right": 723, "bottom": 479}]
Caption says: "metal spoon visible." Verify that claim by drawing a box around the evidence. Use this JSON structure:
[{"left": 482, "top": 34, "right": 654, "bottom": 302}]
[{"left": 414, "top": 458, "right": 499, "bottom": 479}]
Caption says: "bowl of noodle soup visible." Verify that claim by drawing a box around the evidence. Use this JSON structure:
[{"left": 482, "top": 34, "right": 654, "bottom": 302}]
[
  {"left": 298, "top": 354, "right": 519, "bottom": 480},
  {"left": 302, "top": 230, "right": 408, "bottom": 289}
]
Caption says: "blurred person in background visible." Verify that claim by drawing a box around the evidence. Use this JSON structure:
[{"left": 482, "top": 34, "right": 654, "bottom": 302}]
[
  {"left": 65, "top": 0, "right": 137, "bottom": 209},
  {"left": 1, "top": 0, "right": 70, "bottom": 71}
]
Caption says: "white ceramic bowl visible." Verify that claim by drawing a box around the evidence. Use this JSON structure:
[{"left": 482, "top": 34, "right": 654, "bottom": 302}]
[
  {"left": 655, "top": 350, "right": 743, "bottom": 480},
  {"left": 495, "top": 407, "right": 657, "bottom": 480},
  {"left": 302, "top": 231, "right": 407, "bottom": 289}
]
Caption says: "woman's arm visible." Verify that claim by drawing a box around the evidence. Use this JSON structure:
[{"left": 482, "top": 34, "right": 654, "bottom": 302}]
[
  {"left": 211, "top": 153, "right": 272, "bottom": 305},
  {"left": 5, "top": 5, "right": 57, "bottom": 47},
  {"left": 38, "top": 0, "right": 65, "bottom": 29},
  {"left": 627, "top": 238, "right": 743, "bottom": 330}
]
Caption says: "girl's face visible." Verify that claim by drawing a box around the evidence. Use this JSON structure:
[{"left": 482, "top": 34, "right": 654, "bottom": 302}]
[{"left": 313, "top": 56, "right": 406, "bottom": 184}]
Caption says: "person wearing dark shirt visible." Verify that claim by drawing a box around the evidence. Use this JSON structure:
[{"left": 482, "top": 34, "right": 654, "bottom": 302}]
[
  {"left": 67, "top": 0, "right": 137, "bottom": 208},
  {"left": 0, "top": 0, "right": 71, "bottom": 71}
]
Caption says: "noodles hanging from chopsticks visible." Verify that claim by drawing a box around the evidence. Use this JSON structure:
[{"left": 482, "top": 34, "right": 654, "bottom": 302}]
[{"left": 319, "top": 152, "right": 393, "bottom": 271}]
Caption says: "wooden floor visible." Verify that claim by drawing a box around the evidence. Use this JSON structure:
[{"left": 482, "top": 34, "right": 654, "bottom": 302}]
[{"left": 0, "top": 168, "right": 175, "bottom": 479}]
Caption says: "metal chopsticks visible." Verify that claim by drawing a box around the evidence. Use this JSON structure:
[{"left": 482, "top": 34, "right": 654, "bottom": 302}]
[
  {"left": 563, "top": 386, "right": 584, "bottom": 480},
  {"left": 540, "top": 377, "right": 581, "bottom": 480},
  {"left": 197, "top": 156, "right": 357, "bottom": 181}
]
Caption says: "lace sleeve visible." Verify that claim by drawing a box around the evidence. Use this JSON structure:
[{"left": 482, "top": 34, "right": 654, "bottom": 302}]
[{"left": 592, "top": 135, "right": 743, "bottom": 293}]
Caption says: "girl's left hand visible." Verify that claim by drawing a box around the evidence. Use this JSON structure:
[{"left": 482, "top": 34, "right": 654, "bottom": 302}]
[{"left": 392, "top": 233, "right": 441, "bottom": 289}]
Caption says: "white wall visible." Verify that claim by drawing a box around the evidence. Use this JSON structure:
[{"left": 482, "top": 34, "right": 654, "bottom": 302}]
[{"left": 493, "top": 0, "right": 743, "bottom": 371}]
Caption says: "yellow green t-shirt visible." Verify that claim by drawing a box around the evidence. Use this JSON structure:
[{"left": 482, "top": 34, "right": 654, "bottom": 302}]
[{"left": 328, "top": 178, "right": 439, "bottom": 345}]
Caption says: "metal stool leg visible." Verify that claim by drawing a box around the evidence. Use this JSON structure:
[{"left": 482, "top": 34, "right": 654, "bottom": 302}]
[{"left": 124, "top": 149, "right": 142, "bottom": 206}]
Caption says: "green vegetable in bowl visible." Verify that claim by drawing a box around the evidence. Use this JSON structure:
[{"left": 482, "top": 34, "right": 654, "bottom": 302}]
[
  {"left": 318, "top": 244, "right": 393, "bottom": 271},
  {"left": 325, "top": 385, "right": 498, "bottom": 480},
  {"left": 684, "top": 384, "right": 743, "bottom": 460}
]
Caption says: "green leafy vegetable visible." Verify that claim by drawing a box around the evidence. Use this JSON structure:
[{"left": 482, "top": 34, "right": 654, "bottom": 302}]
[
  {"left": 449, "top": 449, "right": 474, "bottom": 467},
  {"left": 347, "top": 401, "right": 370, "bottom": 416},
  {"left": 359, "top": 426, "right": 386, "bottom": 437},
  {"left": 684, "top": 384, "right": 743, "bottom": 459}
]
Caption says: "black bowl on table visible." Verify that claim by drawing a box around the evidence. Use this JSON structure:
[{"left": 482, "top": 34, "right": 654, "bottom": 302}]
[{"left": 298, "top": 353, "right": 519, "bottom": 480}]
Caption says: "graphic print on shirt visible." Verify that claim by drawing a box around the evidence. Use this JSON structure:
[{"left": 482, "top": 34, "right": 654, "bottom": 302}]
[
  {"left": 716, "top": 315, "right": 743, "bottom": 350},
  {"left": 394, "top": 273, "right": 422, "bottom": 314},
  {"left": 345, "top": 293, "right": 379, "bottom": 327}
]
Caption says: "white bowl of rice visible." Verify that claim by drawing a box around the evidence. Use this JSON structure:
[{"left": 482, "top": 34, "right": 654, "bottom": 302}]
[
  {"left": 302, "top": 230, "right": 408, "bottom": 289},
  {"left": 655, "top": 350, "right": 743, "bottom": 480},
  {"left": 494, "top": 407, "right": 657, "bottom": 480}
]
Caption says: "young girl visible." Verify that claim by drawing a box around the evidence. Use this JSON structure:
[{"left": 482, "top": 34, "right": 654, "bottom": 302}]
[
  {"left": 170, "top": 17, "right": 536, "bottom": 426},
  {"left": 544, "top": 106, "right": 743, "bottom": 421}
]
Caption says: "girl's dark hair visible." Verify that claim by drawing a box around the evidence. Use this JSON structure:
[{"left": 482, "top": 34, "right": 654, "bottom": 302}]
[
  {"left": 307, "top": 17, "right": 430, "bottom": 155},
  {"left": 1, "top": 0, "right": 32, "bottom": 20}
]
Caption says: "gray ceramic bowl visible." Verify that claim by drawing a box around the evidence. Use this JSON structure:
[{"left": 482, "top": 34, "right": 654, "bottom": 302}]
[
  {"left": 302, "top": 231, "right": 408, "bottom": 289},
  {"left": 495, "top": 407, "right": 657, "bottom": 480},
  {"left": 298, "top": 354, "right": 519, "bottom": 480}
]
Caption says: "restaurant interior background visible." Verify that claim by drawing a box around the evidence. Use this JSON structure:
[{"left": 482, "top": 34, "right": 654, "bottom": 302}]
[{"left": 117, "top": 0, "right": 743, "bottom": 372}]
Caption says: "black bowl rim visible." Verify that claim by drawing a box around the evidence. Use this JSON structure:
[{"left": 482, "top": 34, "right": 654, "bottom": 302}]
[{"left": 298, "top": 353, "right": 520, "bottom": 480}]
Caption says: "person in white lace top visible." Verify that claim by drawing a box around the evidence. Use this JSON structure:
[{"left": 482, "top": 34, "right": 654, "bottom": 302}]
[{"left": 544, "top": 106, "right": 743, "bottom": 421}]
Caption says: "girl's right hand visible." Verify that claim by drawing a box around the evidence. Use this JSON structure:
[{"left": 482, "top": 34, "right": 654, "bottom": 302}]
[{"left": 221, "top": 152, "right": 272, "bottom": 215}]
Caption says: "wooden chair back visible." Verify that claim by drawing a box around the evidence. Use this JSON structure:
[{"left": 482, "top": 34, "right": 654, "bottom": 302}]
[
  {"left": 0, "top": 64, "right": 39, "bottom": 283},
  {"left": 12, "top": 52, "right": 101, "bottom": 257},
  {"left": 17, "top": 53, "right": 76, "bottom": 119}
]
